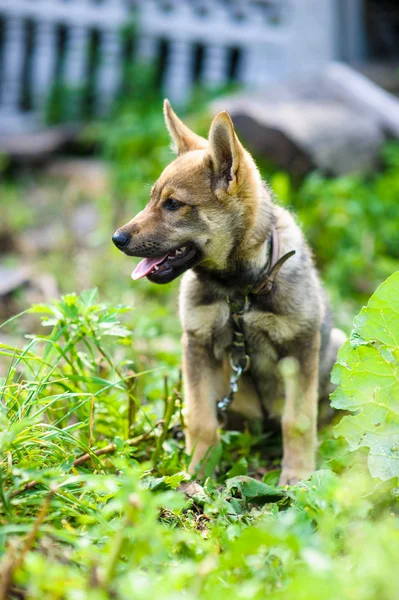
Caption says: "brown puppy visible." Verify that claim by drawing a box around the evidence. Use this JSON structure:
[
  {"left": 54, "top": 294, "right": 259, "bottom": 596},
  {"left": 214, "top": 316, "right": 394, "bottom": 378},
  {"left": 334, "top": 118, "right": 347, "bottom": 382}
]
[{"left": 113, "top": 100, "right": 345, "bottom": 485}]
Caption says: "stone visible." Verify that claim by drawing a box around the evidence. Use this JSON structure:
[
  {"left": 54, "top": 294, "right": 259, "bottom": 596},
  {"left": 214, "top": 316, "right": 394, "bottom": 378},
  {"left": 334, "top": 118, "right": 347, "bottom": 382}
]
[
  {"left": 0, "top": 265, "right": 30, "bottom": 297},
  {"left": 45, "top": 158, "right": 110, "bottom": 196},
  {"left": 0, "top": 125, "right": 80, "bottom": 162},
  {"left": 19, "top": 224, "right": 66, "bottom": 255},
  {"left": 212, "top": 62, "right": 398, "bottom": 176},
  {"left": 323, "top": 63, "right": 399, "bottom": 138}
]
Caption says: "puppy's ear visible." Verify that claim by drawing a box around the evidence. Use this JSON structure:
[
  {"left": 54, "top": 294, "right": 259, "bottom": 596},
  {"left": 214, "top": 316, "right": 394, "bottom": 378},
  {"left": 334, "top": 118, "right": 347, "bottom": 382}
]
[
  {"left": 208, "top": 111, "right": 243, "bottom": 189},
  {"left": 164, "top": 99, "right": 207, "bottom": 155}
]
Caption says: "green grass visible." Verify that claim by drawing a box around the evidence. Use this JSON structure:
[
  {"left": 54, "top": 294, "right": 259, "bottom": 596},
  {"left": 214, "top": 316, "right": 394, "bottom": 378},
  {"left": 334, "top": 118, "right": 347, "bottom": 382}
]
[
  {"left": 1, "top": 94, "right": 399, "bottom": 597},
  {"left": 1, "top": 283, "right": 399, "bottom": 600}
]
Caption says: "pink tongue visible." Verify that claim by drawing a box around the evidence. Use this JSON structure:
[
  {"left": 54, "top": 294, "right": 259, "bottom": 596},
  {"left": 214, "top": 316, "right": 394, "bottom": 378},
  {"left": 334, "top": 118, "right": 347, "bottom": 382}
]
[{"left": 131, "top": 255, "right": 168, "bottom": 280}]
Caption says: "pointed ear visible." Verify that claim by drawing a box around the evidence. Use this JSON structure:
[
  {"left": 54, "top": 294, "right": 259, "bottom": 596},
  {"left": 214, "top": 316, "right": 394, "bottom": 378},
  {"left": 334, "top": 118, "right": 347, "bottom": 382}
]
[
  {"left": 163, "top": 99, "right": 207, "bottom": 155},
  {"left": 208, "top": 111, "right": 243, "bottom": 189}
]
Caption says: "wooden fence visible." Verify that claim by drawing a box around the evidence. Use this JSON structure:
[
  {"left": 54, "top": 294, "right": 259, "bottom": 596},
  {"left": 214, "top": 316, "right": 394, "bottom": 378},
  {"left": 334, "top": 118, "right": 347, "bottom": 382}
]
[{"left": 0, "top": 0, "right": 337, "bottom": 131}]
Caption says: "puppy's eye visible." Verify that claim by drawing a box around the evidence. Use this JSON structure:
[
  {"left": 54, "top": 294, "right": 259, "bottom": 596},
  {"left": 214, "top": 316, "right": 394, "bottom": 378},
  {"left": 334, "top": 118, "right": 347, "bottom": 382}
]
[{"left": 164, "top": 198, "right": 184, "bottom": 211}]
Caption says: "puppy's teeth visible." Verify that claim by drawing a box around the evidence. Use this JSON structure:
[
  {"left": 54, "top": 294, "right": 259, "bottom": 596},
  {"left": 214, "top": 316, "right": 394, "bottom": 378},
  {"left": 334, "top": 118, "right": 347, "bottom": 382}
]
[
  {"left": 176, "top": 249, "right": 182, "bottom": 255},
  {"left": 153, "top": 266, "right": 159, "bottom": 271}
]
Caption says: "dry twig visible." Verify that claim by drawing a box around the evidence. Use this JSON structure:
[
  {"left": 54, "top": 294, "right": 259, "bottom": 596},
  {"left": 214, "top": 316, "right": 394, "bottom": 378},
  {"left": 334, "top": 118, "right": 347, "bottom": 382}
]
[
  {"left": 0, "top": 491, "right": 54, "bottom": 600},
  {"left": 10, "top": 430, "right": 154, "bottom": 498}
]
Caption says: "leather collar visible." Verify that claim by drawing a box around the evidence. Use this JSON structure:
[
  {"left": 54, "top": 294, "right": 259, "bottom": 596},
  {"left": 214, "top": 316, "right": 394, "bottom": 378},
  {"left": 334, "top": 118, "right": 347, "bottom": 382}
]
[{"left": 251, "top": 226, "right": 296, "bottom": 296}]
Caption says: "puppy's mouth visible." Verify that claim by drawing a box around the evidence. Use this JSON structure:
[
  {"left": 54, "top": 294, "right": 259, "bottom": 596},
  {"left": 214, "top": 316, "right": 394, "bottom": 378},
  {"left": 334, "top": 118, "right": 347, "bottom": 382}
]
[{"left": 131, "top": 244, "right": 201, "bottom": 284}]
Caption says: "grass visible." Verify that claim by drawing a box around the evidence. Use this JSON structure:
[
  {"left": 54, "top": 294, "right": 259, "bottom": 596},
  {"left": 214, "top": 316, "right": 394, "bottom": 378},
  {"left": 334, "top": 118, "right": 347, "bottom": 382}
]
[{"left": 1, "top": 286, "right": 399, "bottom": 600}]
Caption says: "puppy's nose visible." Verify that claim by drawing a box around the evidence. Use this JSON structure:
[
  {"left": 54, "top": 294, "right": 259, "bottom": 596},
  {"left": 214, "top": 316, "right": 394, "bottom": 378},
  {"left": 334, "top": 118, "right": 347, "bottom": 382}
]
[{"left": 112, "top": 230, "right": 130, "bottom": 249}]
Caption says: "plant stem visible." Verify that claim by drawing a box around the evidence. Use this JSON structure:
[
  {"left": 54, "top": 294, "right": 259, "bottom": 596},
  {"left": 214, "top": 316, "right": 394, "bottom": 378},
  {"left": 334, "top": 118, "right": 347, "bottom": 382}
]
[
  {"left": 127, "top": 374, "right": 137, "bottom": 438},
  {"left": 89, "top": 395, "right": 95, "bottom": 448},
  {"left": 152, "top": 374, "right": 177, "bottom": 467}
]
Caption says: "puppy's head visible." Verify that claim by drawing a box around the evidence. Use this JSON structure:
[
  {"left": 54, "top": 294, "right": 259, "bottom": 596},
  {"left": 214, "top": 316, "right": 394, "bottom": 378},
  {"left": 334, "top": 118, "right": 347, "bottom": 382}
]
[{"left": 113, "top": 99, "right": 263, "bottom": 284}]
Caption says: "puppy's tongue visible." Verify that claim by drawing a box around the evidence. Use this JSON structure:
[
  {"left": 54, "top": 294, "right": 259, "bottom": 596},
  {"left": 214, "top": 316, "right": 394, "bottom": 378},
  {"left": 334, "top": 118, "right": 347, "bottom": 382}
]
[{"left": 131, "top": 255, "right": 168, "bottom": 280}]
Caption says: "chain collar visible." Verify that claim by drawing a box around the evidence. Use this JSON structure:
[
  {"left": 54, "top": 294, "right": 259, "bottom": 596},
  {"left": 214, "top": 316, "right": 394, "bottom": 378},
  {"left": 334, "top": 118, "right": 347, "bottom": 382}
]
[{"left": 217, "top": 226, "right": 296, "bottom": 422}]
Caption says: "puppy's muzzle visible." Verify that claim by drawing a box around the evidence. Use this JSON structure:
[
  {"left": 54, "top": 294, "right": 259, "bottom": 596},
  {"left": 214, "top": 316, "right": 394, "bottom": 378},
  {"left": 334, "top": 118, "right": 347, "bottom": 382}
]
[{"left": 112, "top": 230, "right": 130, "bottom": 249}]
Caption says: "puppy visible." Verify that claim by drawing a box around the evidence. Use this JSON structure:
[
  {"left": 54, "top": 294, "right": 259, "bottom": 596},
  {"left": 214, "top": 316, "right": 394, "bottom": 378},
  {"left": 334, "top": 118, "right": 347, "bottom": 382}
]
[{"left": 113, "top": 100, "right": 345, "bottom": 484}]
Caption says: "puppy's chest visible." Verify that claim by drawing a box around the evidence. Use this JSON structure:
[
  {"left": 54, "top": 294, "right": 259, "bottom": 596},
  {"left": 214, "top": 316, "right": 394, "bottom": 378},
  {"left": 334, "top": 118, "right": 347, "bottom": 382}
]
[
  {"left": 217, "top": 309, "right": 282, "bottom": 360},
  {"left": 186, "top": 300, "right": 293, "bottom": 362}
]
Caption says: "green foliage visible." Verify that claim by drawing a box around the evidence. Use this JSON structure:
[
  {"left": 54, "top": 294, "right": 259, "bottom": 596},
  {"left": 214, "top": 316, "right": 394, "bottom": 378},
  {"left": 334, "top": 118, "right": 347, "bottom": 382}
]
[
  {"left": 0, "top": 290, "right": 141, "bottom": 479},
  {"left": 95, "top": 98, "right": 170, "bottom": 206},
  {"left": 45, "top": 83, "right": 85, "bottom": 125},
  {"left": 331, "top": 272, "right": 399, "bottom": 480},
  {"left": 1, "top": 283, "right": 399, "bottom": 599},
  {"left": 266, "top": 143, "right": 399, "bottom": 327}
]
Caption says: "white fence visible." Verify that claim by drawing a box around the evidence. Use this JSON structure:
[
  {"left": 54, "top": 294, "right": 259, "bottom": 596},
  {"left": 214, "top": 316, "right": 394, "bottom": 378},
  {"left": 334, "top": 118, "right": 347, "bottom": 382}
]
[{"left": 0, "top": 0, "right": 337, "bottom": 132}]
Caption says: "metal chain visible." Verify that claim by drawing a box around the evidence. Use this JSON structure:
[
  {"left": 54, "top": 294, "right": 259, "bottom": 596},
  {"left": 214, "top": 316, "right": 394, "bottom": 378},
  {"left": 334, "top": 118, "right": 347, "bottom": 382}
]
[
  {"left": 216, "top": 229, "right": 296, "bottom": 425},
  {"left": 217, "top": 294, "right": 250, "bottom": 423}
]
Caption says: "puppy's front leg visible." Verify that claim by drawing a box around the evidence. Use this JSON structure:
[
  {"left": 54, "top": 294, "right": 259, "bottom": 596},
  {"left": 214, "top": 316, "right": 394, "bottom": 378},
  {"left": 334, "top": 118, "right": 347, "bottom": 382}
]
[
  {"left": 279, "top": 332, "right": 320, "bottom": 486},
  {"left": 182, "top": 332, "right": 225, "bottom": 474}
]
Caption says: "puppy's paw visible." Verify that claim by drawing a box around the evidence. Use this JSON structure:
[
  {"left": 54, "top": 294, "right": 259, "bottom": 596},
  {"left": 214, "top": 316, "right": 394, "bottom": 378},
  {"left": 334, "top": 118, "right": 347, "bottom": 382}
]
[
  {"left": 278, "top": 472, "right": 299, "bottom": 487},
  {"left": 278, "top": 466, "right": 313, "bottom": 487}
]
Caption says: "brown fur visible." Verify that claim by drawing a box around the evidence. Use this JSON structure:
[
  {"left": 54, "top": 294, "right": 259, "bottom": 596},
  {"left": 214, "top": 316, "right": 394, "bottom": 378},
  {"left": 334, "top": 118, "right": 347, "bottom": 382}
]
[{"left": 114, "top": 100, "right": 346, "bottom": 485}]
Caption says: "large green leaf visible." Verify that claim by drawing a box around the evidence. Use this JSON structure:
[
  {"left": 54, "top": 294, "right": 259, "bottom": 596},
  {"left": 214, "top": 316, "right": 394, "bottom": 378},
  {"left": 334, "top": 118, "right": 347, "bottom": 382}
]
[
  {"left": 331, "top": 272, "right": 399, "bottom": 480},
  {"left": 225, "top": 476, "right": 285, "bottom": 504}
]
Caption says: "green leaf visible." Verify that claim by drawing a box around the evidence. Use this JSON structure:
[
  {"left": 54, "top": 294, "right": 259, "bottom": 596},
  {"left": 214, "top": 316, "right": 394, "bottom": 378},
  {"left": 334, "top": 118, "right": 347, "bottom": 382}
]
[
  {"left": 226, "top": 476, "right": 285, "bottom": 504},
  {"left": 203, "top": 443, "right": 223, "bottom": 480},
  {"left": 262, "top": 470, "right": 281, "bottom": 487},
  {"left": 114, "top": 436, "right": 124, "bottom": 451},
  {"left": 143, "top": 473, "right": 188, "bottom": 492},
  {"left": 226, "top": 457, "right": 248, "bottom": 479},
  {"left": 80, "top": 288, "right": 99, "bottom": 308},
  {"left": 332, "top": 272, "right": 399, "bottom": 480}
]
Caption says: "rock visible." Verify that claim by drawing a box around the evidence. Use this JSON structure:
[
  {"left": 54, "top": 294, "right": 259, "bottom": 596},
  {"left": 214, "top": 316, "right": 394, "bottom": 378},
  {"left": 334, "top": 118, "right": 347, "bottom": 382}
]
[
  {"left": 23, "top": 273, "right": 59, "bottom": 306},
  {"left": 45, "top": 158, "right": 110, "bottom": 196},
  {"left": 230, "top": 111, "right": 313, "bottom": 178},
  {"left": 0, "top": 264, "right": 59, "bottom": 318},
  {"left": 19, "top": 224, "right": 66, "bottom": 255},
  {"left": 0, "top": 265, "right": 30, "bottom": 297},
  {"left": 0, "top": 231, "right": 19, "bottom": 254},
  {"left": 71, "top": 203, "right": 100, "bottom": 237},
  {"left": 324, "top": 63, "right": 399, "bottom": 138},
  {"left": 212, "top": 62, "right": 397, "bottom": 176},
  {"left": 179, "top": 481, "right": 206, "bottom": 498},
  {"left": 228, "top": 100, "right": 383, "bottom": 177},
  {"left": 0, "top": 265, "right": 31, "bottom": 321},
  {"left": 0, "top": 125, "right": 80, "bottom": 163}
]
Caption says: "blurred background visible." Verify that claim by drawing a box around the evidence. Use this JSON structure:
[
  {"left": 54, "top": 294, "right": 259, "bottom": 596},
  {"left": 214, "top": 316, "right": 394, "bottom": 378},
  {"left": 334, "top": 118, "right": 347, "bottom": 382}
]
[{"left": 0, "top": 0, "right": 398, "bottom": 389}]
